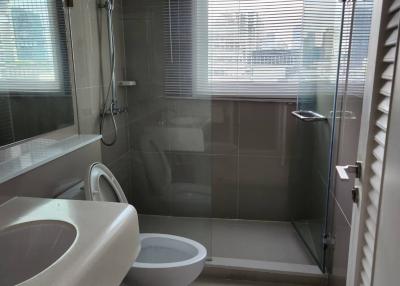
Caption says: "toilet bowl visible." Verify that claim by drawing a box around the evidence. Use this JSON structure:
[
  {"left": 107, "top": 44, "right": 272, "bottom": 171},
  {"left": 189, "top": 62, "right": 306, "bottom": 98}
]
[
  {"left": 87, "top": 163, "right": 207, "bottom": 286},
  {"left": 125, "top": 233, "right": 207, "bottom": 286}
]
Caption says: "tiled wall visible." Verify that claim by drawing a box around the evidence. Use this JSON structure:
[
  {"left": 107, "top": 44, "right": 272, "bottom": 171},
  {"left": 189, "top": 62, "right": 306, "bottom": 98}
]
[
  {"left": 128, "top": 98, "right": 296, "bottom": 220},
  {"left": 69, "top": 0, "right": 133, "bottom": 201}
]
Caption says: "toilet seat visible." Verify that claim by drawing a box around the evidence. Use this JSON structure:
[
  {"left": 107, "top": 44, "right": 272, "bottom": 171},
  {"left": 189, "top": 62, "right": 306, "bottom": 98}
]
[{"left": 87, "top": 162, "right": 128, "bottom": 203}]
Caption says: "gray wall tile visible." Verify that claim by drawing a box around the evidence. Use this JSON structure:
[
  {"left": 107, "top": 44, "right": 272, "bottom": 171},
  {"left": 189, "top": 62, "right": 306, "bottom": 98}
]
[
  {"left": 211, "top": 155, "right": 238, "bottom": 218},
  {"left": 239, "top": 102, "right": 282, "bottom": 157},
  {"left": 238, "top": 156, "right": 290, "bottom": 220},
  {"left": 71, "top": 0, "right": 131, "bottom": 194}
]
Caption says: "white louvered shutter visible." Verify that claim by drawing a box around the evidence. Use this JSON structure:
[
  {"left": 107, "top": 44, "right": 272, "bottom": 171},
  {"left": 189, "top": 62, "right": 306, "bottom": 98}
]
[{"left": 353, "top": 0, "right": 400, "bottom": 285}]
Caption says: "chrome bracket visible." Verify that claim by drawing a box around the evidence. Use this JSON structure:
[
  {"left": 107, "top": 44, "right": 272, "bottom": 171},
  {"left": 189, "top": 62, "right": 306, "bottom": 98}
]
[
  {"left": 291, "top": 110, "right": 327, "bottom": 122},
  {"left": 336, "top": 161, "right": 362, "bottom": 181},
  {"left": 323, "top": 233, "right": 335, "bottom": 248}
]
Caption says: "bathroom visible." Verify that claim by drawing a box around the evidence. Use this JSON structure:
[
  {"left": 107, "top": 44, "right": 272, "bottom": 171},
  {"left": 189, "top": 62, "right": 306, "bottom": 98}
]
[{"left": 0, "top": 0, "right": 399, "bottom": 285}]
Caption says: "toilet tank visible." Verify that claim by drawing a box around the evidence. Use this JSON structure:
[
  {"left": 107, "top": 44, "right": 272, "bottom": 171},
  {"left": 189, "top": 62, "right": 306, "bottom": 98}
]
[{"left": 57, "top": 181, "right": 86, "bottom": 200}]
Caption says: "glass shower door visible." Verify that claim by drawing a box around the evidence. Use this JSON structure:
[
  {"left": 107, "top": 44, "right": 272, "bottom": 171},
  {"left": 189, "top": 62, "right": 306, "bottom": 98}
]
[{"left": 289, "top": 0, "right": 345, "bottom": 270}]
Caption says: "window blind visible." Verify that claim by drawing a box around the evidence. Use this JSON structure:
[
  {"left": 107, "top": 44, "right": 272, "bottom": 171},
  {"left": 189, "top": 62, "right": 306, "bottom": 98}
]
[
  {"left": 165, "top": 0, "right": 343, "bottom": 98},
  {"left": 338, "top": 0, "right": 373, "bottom": 102},
  {"left": 0, "top": 0, "right": 71, "bottom": 93}
]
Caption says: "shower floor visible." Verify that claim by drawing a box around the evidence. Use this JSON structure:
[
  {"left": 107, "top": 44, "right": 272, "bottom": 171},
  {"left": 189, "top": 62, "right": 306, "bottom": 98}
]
[{"left": 139, "top": 215, "right": 322, "bottom": 279}]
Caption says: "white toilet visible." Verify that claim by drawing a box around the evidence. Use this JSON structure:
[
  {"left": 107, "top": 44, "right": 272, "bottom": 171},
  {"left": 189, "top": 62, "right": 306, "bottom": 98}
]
[{"left": 86, "top": 162, "right": 207, "bottom": 286}]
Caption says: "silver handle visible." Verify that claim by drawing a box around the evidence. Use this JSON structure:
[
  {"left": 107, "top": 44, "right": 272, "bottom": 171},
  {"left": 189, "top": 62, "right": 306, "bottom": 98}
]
[
  {"left": 291, "top": 110, "right": 327, "bottom": 122},
  {"left": 336, "top": 162, "right": 362, "bottom": 181}
]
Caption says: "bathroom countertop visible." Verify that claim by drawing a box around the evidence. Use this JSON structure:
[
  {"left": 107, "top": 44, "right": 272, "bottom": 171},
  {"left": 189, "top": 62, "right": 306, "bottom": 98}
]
[{"left": 0, "top": 134, "right": 101, "bottom": 185}]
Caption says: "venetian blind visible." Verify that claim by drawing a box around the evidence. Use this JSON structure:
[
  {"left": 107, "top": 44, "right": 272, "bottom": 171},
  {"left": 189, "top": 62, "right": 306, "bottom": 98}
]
[
  {"left": 165, "top": 0, "right": 343, "bottom": 98},
  {"left": 338, "top": 0, "right": 374, "bottom": 102},
  {"left": 0, "top": 0, "right": 71, "bottom": 93}
]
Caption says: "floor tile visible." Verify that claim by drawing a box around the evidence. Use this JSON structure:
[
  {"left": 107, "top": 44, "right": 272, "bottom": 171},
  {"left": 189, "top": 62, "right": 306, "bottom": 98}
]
[{"left": 192, "top": 277, "right": 301, "bottom": 286}]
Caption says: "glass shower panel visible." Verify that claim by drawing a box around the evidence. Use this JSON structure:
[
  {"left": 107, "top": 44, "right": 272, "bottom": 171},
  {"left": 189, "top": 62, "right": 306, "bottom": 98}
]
[
  {"left": 289, "top": 0, "right": 344, "bottom": 269},
  {"left": 123, "top": 0, "right": 213, "bottom": 256}
]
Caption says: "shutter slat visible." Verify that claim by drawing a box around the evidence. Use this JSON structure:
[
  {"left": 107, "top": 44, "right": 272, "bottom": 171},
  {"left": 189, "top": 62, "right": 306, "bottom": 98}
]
[
  {"left": 376, "top": 113, "right": 388, "bottom": 131},
  {"left": 378, "top": 97, "right": 390, "bottom": 113},
  {"left": 380, "top": 82, "right": 392, "bottom": 96},
  {"left": 366, "top": 217, "right": 377, "bottom": 235},
  {"left": 362, "top": 255, "right": 373, "bottom": 275},
  {"left": 382, "top": 65, "right": 394, "bottom": 80},
  {"left": 385, "top": 29, "right": 398, "bottom": 46},
  {"left": 384, "top": 47, "right": 397, "bottom": 62},
  {"left": 371, "top": 160, "right": 383, "bottom": 176},
  {"left": 369, "top": 188, "right": 381, "bottom": 208},
  {"left": 364, "top": 232, "right": 375, "bottom": 253},
  {"left": 363, "top": 244, "right": 374, "bottom": 266},
  {"left": 390, "top": 0, "right": 400, "bottom": 13},
  {"left": 373, "top": 145, "right": 385, "bottom": 162},
  {"left": 361, "top": 271, "right": 371, "bottom": 286},
  {"left": 370, "top": 175, "right": 381, "bottom": 191},
  {"left": 374, "top": 130, "right": 386, "bottom": 146},
  {"left": 367, "top": 204, "right": 378, "bottom": 220},
  {"left": 387, "top": 10, "right": 400, "bottom": 29},
  {"left": 362, "top": 256, "right": 372, "bottom": 278}
]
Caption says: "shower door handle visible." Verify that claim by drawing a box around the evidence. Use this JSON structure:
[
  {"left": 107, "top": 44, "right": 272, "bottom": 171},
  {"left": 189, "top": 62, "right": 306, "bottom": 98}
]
[{"left": 336, "top": 162, "right": 362, "bottom": 181}]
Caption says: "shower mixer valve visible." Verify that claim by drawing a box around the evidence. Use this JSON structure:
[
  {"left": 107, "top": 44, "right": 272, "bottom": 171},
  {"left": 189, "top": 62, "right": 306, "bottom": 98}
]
[
  {"left": 101, "top": 105, "right": 128, "bottom": 117},
  {"left": 98, "top": 0, "right": 114, "bottom": 10}
]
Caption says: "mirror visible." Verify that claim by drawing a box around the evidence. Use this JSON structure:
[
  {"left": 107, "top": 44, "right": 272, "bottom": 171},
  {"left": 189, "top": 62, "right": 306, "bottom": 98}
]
[{"left": 0, "top": 0, "right": 74, "bottom": 147}]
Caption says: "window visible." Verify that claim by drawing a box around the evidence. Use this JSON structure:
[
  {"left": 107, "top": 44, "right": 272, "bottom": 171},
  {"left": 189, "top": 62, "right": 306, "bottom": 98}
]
[
  {"left": 165, "top": 0, "right": 343, "bottom": 98},
  {"left": 0, "top": 0, "right": 70, "bottom": 93}
]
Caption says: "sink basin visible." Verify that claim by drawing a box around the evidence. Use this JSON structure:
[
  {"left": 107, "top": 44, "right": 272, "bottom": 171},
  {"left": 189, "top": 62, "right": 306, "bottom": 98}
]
[
  {"left": 0, "top": 220, "right": 76, "bottom": 286},
  {"left": 0, "top": 197, "right": 139, "bottom": 286}
]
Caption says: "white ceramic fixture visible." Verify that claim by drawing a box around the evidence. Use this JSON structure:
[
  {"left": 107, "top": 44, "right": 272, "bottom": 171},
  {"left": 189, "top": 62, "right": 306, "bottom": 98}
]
[
  {"left": 0, "top": 197, "right": 140, "bottom": 286},
  {"left": 87, "top": 162, "right": 207, "bottom": 286},
  {"left": 125, "top": 233, "right": 207, "bottom": 286}
]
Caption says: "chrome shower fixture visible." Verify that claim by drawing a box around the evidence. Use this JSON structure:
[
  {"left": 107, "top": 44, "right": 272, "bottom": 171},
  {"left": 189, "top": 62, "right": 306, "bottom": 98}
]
[
  {"left": 99, "top": 0, "right": 119, "bottom": 146},
  {"left": 99, "top": 0, "right": 114, "bottom": 11}
]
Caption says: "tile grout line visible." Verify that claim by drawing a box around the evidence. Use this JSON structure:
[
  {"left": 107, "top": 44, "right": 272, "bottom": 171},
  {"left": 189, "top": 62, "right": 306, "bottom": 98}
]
[{"left": 236, "top": 101, "right": 241, "bottom": 219}]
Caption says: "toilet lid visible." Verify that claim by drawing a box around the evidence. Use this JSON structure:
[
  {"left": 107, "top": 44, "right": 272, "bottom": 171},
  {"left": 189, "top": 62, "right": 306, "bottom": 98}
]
[{"left": 87, "top": 162, "right": 128, "bottom": 203}]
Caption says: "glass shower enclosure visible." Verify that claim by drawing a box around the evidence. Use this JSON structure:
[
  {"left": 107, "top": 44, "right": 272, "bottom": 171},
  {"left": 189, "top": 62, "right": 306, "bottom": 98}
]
[
  {"left": 120, "top": 0, "right": 362, "bottom": 272},
  {"left": 288, "top": 0, "right": 345, "bottom": 270}
]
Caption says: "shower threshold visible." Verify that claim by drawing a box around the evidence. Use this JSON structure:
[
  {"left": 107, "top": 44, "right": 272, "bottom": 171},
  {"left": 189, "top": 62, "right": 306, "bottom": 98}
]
[{"left": 139, "top": 215, "right": 325, "bottom": 285}]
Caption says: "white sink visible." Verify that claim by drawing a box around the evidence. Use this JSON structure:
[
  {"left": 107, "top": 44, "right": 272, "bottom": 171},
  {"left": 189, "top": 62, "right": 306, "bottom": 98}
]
[
  {"left": 0, "top": 220, "right": 77, "bottom": 286},
  {"left": 0, "top": 197, "right": 140, "bottom": 286}
]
